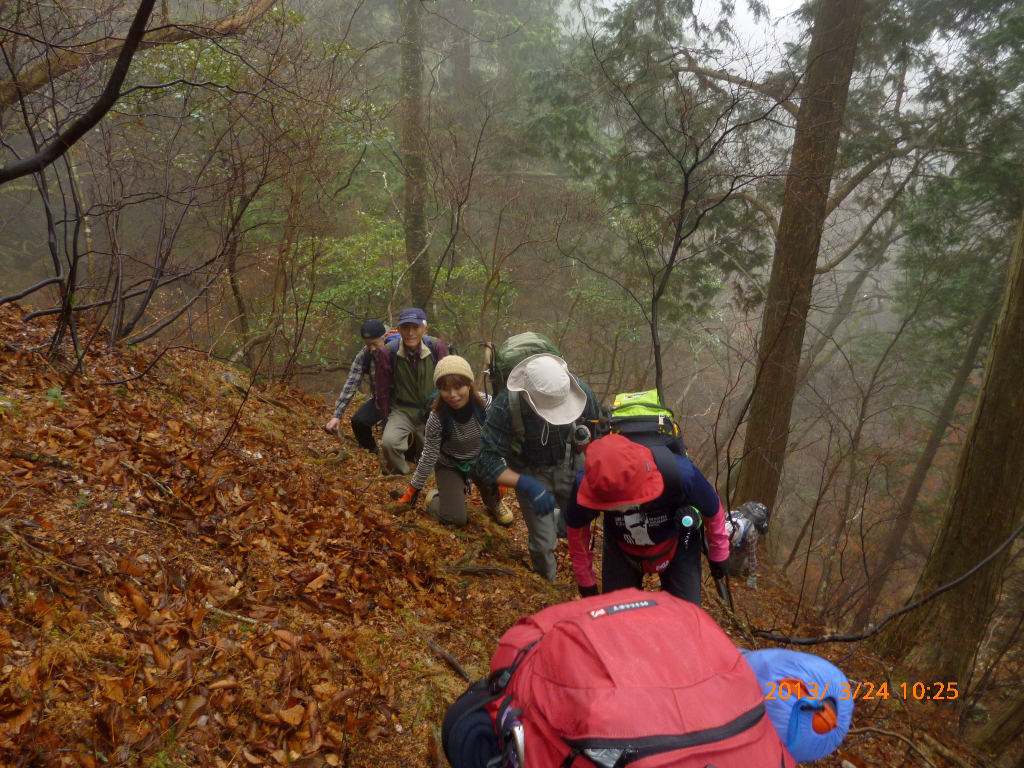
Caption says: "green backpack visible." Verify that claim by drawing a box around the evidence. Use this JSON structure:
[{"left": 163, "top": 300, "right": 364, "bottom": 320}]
[
  {"left": 607, "top": 389, "right": 687, "bottom": 455},
  {"left": 487, "top": 332, "right": 562, "bottom": 394},
  {"left": 486, "top": 332, "right": 568, "bottom": 466}
]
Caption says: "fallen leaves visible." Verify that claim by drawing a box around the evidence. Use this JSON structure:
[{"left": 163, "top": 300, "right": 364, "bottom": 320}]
[
  {"left": 0, "top": 687, "right": 34, "bottom": 745},
  {"left": 278, "top": 704, "right": 306, "bottom": 727},
  {"left": 177, "top": 694, "right": 208, "bottom": 734},
  {"left": 0, "top": 305, "right": 550, "bottom": 767}
]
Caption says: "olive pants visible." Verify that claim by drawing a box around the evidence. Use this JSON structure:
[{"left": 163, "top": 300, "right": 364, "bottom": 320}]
[{"left": 427, "top": 466, "right": 502, "bottom": 528}]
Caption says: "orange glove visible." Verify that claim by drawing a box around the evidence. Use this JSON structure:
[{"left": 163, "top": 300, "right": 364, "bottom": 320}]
[{"left": 398, "top": 485, "right": 419, "bottom": 505}]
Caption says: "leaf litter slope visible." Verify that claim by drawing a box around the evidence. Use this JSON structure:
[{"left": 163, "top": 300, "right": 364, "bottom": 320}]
[
  {"left": 0, "top": 305, "right": 566, "bottom": 766},
  {"left": 0, "top": 305, "right": 969, "bottom": 767}
]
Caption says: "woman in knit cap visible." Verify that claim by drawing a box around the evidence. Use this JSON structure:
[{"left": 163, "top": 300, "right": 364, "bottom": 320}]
[{"left": 396, "top": 356, "right": 514, "bottom": 528}]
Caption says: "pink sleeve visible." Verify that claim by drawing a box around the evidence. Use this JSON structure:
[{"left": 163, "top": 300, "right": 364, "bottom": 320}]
[
  {"left": 567, "top": 524, "right": 597, "bottom": 587},
  {"left": 706, "top": 500, "right": 730, "bottom": 562}
]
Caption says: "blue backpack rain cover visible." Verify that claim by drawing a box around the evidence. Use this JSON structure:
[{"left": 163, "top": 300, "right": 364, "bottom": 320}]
[{"left": 742, "top": 648, "right": 853, "bottom": 763}]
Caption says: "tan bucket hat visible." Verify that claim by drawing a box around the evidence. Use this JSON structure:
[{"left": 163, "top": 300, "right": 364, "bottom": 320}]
[{"left": 506, "top": 354, "right": 587, "bottom": 425}]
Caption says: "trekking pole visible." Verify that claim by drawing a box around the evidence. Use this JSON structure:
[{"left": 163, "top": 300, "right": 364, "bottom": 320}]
[
  {"left": 702, "top": 531, "right": 733, "bottom": 611},
  {"left": 715, "top": 577, "right": 733, "bottom": 612}
]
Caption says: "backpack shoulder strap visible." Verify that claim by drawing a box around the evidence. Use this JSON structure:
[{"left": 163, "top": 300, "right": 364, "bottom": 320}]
[
  {"left": 387, "top": 337, "right": 401, "bottom": 369},
  {"left": 472, "top": 403, "right": 488, "bottom": 428},
  {"left": 508, "top": 390, "right": 526, "bottom": 443},
  {"left": 649, "top": 445, "right": 684, "bottom": 504},
  {"left": 422, "top": 336, "right": 440, "bottom": 363}
]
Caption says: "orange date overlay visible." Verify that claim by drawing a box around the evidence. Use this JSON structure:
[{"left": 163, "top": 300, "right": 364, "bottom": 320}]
[{"left": 765, "top": 680, "right": 959, "bottom": 701}]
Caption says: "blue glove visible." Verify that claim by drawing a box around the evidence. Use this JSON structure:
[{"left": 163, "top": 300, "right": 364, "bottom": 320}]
[{"left": 516, "top": 475, "right": 555, "bottom": 517}]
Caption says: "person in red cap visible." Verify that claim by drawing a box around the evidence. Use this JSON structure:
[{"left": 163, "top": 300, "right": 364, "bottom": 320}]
[{"left": 564, "top": 434, "right": 731, "bottom": 605}]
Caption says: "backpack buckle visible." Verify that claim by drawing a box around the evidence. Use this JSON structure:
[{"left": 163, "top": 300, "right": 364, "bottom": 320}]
[{"left": 507, "top": 721, "right": 526, "bottom": 768}]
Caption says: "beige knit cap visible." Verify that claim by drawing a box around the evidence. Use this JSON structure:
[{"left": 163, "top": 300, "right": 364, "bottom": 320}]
[{"left": 433, "top": 355, "right": 474, "bottom": 385}]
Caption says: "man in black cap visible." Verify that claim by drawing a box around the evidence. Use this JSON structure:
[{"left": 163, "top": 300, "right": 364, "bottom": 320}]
[{"left": 325, "top": 319, "right": 391, "bottom": 454}]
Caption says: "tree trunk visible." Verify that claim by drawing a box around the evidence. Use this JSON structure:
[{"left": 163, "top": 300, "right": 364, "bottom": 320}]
[
  {"left": 974, "top": 695, "right": 1024, "bottom": 757},
  {"left": 881, "top": 213, "right": 1024, "bottom": 689},
  {"left": 734, "top": 0, "right": 868, "bottom": 510},
  {"left": 852, "top": 301, "right": 997, "bottom": 630},
  {"left": 225, "top": 235, "right": 249, "bottom": 338},
  {"left": 399, "top": 0, "right": 432, "bottom": 309}
]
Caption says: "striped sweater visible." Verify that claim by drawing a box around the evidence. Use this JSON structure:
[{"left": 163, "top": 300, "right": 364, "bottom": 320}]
[{"left": 410, "top": 394, "right": 492, "bottom": 490}]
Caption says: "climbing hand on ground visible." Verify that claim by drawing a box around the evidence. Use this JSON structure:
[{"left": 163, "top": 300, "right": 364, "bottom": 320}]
[
  {"left": 709, "top": 555, "right": 730, "bottom": 581},
  {"left": 324, "top": 417, "right": 341, "bottom": 433},
  {"left": 516, "top": 475, "right": 555, "bottom": 517},
  {"left": 398, "top": 485, "right": 419, "bottom": 505},
  {"left": 746, "top": 575, "right": 758, "bottom": 590}
]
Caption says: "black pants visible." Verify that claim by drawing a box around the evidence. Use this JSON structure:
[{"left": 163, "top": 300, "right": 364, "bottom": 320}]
[
  {"left": 350, "top": 398, "right": 381, "bottom": 453},
  {"left": 602, "top": 535, "right": 702, "bottom": 606}
]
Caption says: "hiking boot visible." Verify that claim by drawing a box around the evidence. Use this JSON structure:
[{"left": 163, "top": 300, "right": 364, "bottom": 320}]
[
  {"left": 425, "top": 489, "right": 439, "bottom": 509},
  {"left": 489, "top": 500, "right": 514, "bottom": 527}
]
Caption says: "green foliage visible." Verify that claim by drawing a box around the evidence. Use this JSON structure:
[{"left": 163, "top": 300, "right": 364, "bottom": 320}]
[
  {"left": 44, "top": 386, "right": 67, "bottom": 408},
  {"left": 517, "top": 0, "right": 778, "bottom": 350},
  {"left": 308, "top": 215, "right": 404, "bottom": 319},
  {"left": 0, "top": 394, "right": 18, "bottom": 419},
  {"left": 889, "top": 176, "right": 1014, "bottom": 399}
]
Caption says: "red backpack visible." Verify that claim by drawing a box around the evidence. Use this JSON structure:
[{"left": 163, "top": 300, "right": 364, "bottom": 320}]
[{"left": 443, "top": 589, "right": 795, "bottom": 768}]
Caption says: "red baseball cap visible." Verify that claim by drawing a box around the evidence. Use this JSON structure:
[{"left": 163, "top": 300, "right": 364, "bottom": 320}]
[{"left": 577, "top": 434, "right": 665, "bottom": 510}]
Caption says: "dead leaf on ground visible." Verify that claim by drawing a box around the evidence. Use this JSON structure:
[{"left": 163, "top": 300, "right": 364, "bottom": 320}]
[
  {"left": 176, "top": 694, "right": 208, "bottom": 735},
  {"left": 305, "top": 571, "right": 331, "bottom": 592},
  {"left": 312, "top": 681, "right": 338, "bottom": 701},
  {"left": 278, "top": 704, "right": 305, "bottom": 727}
]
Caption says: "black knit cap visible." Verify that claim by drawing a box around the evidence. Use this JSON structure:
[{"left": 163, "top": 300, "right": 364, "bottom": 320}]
[{"left": 360, "top": 319, "right": 387, "bottom": 339}]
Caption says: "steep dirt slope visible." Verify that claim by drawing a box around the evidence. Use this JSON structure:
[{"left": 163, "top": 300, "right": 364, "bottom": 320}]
[{"left": 0, "top": 305, "right": 978, "bottom": 768}]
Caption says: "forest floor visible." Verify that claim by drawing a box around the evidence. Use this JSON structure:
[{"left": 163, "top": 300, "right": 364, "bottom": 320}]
[{"left": 0, "top": 304, "right": 987, "bottom": 768}]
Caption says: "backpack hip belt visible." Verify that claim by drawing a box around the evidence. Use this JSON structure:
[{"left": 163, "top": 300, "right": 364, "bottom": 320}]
[{"left": 617, "top": 537, "right": 680, "bottom": 575}]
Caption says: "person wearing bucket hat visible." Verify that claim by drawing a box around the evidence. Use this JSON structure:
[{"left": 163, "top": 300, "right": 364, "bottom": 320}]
[
  {"left": 476, "top": 354, "right": 600, "bottom": 580},
  {"left": 394, "top": 356, "right": 514, "bottom": 528},
  {"left": 325, "top": 319, "right": 395, "bottom": 454},
  {"left": 564, "top": 433, "right": 731, "bottom": 605},
  {"left": 375, "top": 308, "right": 449, "bottom": 474}
]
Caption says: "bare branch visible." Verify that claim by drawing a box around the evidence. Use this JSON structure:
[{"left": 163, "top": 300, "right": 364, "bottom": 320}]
[
  {"left": 0, "top": 276, "right": 64, "bottom": 308},
  {"left": 673, "top": 59, "right": 798, "bottom": 119},
  {"left": 721, "top": 191, "right": 779, "bottom": 238},
  {"left": 0, "top": 0, "right": 158, "bottom": 186},
  {"left": 0, "top": 0, "right": 277, "bottom": 114}
]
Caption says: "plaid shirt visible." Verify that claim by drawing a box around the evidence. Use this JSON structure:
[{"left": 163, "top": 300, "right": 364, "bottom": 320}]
[
  {"left": 332, "top": 347, "right": 378, "bottom": 419},
  {"left": 476, "top": 378, "right": 600, "bottom": 484}
]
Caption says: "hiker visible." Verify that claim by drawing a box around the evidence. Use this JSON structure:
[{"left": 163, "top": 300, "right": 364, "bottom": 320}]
[
  {"left": 565, "top": 433, "right": 731, "bottom": 605},
  {"left": 324, "top": 319, "right": 392, "bottom": 454},
  {"left": 726, "top": 501, "right": 771, "bottom": 589},
  {"left": 441, "top": 588, "right": 853, "bottom": 768},
  {"left": 395, "top": 356, "right": 513, "bottom": 528},
  {"left": 375, "top": 308, "right": 449, "bottom": 475},
  {"left": 476, "top": 353, "right": 600, "bottom": 581}
]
